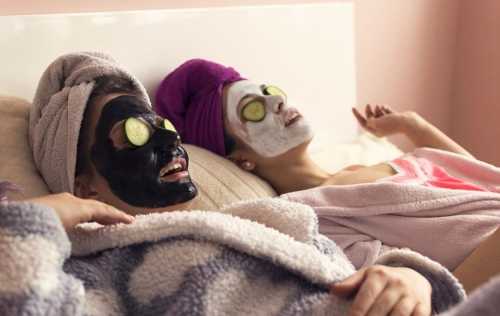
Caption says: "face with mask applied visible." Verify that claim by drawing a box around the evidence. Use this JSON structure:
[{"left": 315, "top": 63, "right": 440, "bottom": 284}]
[
  {"left": 224, "top": 80, "right": 314, "bottom": 158},
  {"left": 91, "top": 95, "right": 197, "bottom": 208}
]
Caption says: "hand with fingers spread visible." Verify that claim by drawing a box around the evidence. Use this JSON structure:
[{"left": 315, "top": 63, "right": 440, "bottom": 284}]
[
  {"left": 330, "top": 265, "right": 432, "bottom": 316},
  {"left": 26, "top": 192, "right": 134, "bottom": 231},
  {"left": 352, "top": 104, "right": 420, "bottom": 138},
  {"left": 352, "top": 104, "right": 473, "bottom": 158}
]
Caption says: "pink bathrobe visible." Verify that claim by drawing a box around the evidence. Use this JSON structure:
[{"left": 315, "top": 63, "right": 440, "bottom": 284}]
[{"left": 282, "top": 147, "right": 500, "bottom": 270}]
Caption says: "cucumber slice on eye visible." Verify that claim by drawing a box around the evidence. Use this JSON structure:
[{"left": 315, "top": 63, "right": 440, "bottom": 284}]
[
  {"left": 263, "top": 85, "right": 287, "bottom": 99},
  {"left": 163, "top": 119, "right": 177, "bottom": 132},
  {"left": 124, "top": 117, "right": 151, "bottom": 146},
  {"left": 242, "top": 101, "right": 266, "bottom": 122}
]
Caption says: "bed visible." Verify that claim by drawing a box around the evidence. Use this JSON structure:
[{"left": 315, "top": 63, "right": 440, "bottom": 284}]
[{"left": 2, "top": 5, "right": 499, "bottom": 316}]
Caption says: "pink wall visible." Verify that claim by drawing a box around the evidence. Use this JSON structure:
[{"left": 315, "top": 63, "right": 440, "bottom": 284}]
[
  {"left": 356, "top": 0, "right": 500, "bottom": 163},
  {"left": 355, "top": 0, "right": 461, "bottom": 150},
  {"left": 452, "top": 0, "right": 500, "bottom": 165}
]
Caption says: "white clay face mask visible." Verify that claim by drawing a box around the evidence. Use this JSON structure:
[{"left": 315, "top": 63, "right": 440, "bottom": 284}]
[{"left": 226, "top": 80, "right": 313, "bottom": 157}]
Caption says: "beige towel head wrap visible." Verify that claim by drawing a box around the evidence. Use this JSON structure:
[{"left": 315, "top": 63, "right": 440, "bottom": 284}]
[{"left": 29, "top": 52, "right": 150, "bottom": 194}]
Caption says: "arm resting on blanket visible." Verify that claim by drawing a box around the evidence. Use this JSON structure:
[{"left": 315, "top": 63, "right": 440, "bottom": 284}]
[
  {"left": 375, "top": 248, "right": 466, "bottom": 314},
  {"left": 316, "top": 234, "right": 465, "bottom": 314}
]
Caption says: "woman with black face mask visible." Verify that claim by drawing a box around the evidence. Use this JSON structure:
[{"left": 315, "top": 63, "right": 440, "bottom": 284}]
[{"left": 91, "top": 95, "right": 197, "bottom": 208}]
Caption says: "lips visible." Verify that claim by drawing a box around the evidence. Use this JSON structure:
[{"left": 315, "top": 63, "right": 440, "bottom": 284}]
[
  {"left": 284, "top": 108, "right": 302, "bottom": 127},
  {"left": 159, "top": 156, "right": 188, "bottom": 182}
]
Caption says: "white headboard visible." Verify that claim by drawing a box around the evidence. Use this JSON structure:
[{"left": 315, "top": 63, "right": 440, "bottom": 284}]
[{"left": 0, "top": 2, "right": 356, "bottom": 144}]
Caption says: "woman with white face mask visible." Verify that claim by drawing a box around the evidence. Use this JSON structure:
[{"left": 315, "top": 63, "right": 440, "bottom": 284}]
[
  {"left": 155, "top": 59, "right": 500, "bottom": 294},
  {"left": 221, "top": 81, "right": 478, "bottom": 193},
  {"left": 156, "top": 58, "right": 475, "bottom": 195}
]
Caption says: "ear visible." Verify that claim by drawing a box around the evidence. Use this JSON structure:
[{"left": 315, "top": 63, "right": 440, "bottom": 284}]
[
  {"left": 74, "top": 174, "right": 100, "bottom": 199},
  {"left": 226, "top": 152, "right": 256, "bottom": 171},
  {"left": 240, "top": 160, "right": 256, "bottom": 171}
]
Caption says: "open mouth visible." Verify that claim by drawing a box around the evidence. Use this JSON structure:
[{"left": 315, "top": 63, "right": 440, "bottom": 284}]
[
  {"left": 159, "top": 157, "right": 189, "bottom": 182},
  {"left": 284, "top": 108, "right": 302, "bottom": 127}
]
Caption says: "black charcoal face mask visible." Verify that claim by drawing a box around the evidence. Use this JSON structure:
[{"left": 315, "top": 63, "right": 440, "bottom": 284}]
[{"left": 91, "top": 95, "right": 197, "bottom": 208}]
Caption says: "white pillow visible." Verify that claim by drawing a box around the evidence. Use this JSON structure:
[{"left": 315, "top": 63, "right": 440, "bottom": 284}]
[
  {"left": 309, "top": 132, "right": 404, "bottom": 173},
  {"left": 0, "top": 96, "right": 51, "bottom": 200}
]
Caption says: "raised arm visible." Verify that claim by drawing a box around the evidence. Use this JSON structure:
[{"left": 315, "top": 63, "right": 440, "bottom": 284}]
[{"left": 353, "top": 104, "right": 474, "bottom": 158}]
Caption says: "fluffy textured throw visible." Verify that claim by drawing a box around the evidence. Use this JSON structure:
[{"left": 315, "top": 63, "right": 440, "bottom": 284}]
[
  {"left": 283, "top": 148, "right": 500, "bottom": 270},
  {"left": 155, "top": 59, "right": 243, "bottom": 156},
  {"left": 29, "top": 52, "right": 150, "bottom": 194},
  {"left": 0, "top": 197, "right": 465, "bottom": 315}
]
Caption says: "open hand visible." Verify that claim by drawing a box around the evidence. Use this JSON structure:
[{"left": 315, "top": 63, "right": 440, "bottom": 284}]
[
  {"left": 26, "top": 193, "right": 134, "bottom": 231},
  {"left": 352, "top": 104, "right": 418, "bottom": 138},
  {"left": 330, "top": 265, "right": 432, "bottom": 316}
]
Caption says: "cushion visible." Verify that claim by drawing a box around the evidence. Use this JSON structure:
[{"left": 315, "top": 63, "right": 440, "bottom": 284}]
[
  {"left": 183, "top": 144, "right": 277, "bottom": 209},
  {"left": 0, "top": 96, "right": 276, "bottom": 208},
  {"left": 0, "top": 96, "right": 51, "bottom": 200}
]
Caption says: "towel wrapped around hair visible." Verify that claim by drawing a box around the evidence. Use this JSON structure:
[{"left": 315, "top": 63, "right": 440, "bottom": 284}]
[
  {"left": 29, "top": 52, "right": 150, "bottom": 194},
  {"left": 155, "top": 59, "right": 243, "bottom": 156}
]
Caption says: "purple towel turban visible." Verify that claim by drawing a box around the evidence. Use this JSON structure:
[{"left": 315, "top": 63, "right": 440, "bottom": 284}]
[{"left": 154, "top": 59, "right": 243, "bottom": 156}]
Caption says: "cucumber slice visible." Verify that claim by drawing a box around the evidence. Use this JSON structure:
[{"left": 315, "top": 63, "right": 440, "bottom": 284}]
[
  {"left": 125, "top": 117, "right": 151, "bottom": 146},
  {"left": 241, "top": 101, "right": 266, "bottom": 122},
  {"left": 163, "top": 119, "right": 177, "bottom": 132},
  {"left": 263, "top": 85, "right": 286, "bottom": 99}
]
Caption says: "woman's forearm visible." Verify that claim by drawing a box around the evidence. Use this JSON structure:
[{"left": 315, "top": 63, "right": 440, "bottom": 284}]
[
  {"left": 403, "top": 113, "right": 474, "bottom": 158},
  {"left": 453, "top": 228, "right": 500, "bottom": 293}
]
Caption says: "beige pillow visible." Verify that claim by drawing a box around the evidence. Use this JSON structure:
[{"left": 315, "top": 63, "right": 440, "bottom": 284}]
[
  {"left": 0, "top": 96, "right": 51, "bottom": 200},
  {"left": 184, "top": 144, "right": 277, "bottom": 209},
  {"left": 0, "top": 96, "right": 276, "bottom": 208}
]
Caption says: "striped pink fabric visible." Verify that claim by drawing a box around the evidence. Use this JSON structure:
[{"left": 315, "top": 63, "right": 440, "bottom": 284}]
[{"left": 379, "top": 156, "right": 488, "bottom": 192}]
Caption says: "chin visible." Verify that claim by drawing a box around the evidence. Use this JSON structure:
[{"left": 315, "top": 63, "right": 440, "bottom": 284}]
[
  {"left": 125, "top": 190, "right": 199, "bottom": 215},
  {"left": 154, "top": 179, "right": 198, "bottom": 207},
  {"left": 173, "top": 181, "right": 198, "bottom": 204},
  {"left": 286, "top": 128, "right": 314, "bottom": 153},
  {"left": 283, "top": 140, "right": 311, "bottom": 157},
  {"left": 109, "top": 177, "right": 198, "bottom": 209}
]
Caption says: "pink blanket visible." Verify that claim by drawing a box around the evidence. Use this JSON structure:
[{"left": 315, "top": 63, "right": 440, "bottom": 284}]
[{"left": 282, "top": 148, "right": 500, "bottom": 270}]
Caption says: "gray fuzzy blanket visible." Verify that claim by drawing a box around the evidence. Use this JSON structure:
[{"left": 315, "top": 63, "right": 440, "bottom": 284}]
[{"left": 0, "top": 197, "right": 477, "bottom": 315}]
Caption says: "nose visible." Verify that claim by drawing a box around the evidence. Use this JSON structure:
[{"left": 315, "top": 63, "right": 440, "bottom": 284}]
[
  {"left": 153, "top": 116, "right": 165, "bottom": 128},
  {"left": 270, "top": 95, "right": 286, "bottom": 114},
  {"left": 151, "top": 125, "right": 179, "bottom": 148}
]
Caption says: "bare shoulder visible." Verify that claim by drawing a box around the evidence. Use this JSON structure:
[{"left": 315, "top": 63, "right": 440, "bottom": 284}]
[{"left": 324, "top": 163, "right": 396, "bottom": 186}]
